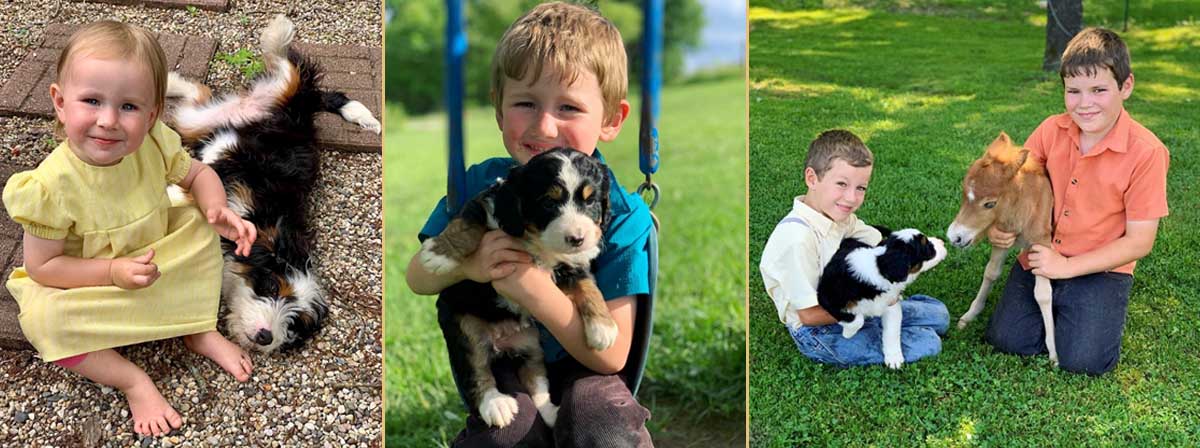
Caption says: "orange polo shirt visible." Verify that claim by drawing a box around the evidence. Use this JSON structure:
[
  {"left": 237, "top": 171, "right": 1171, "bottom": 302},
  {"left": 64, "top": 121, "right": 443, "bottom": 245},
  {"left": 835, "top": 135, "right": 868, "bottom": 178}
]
[{"left": 1017, "top": 109, "right": 1170, "bottom": 275}]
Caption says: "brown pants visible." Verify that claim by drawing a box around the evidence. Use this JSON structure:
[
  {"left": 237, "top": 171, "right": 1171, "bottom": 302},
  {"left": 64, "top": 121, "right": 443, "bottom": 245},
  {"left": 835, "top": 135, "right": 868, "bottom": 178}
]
[{"left": 452, "top": 357, "right": 653, "bottom": 448}]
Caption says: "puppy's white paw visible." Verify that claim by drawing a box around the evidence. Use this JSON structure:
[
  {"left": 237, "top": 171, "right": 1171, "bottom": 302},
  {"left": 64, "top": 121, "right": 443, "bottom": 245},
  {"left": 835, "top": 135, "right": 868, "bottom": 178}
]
[
  {"left": 419, "top": 239, "right": 460, "bottom": 274},
  {"left": 584, "top": 316, "right": 618, "bottom": 351},
  {"left": 1049, "top": 350, "right": 1059, "bottom": 367},
  {"left": 339, "top": 101, "right": 382, "bottom": 134},
  {"left": 884, "top": 351, "right": 904, "bottom": 370},
  {"left": 956, "top": 318, "right": 970, "bottom": 330},
  {"left": 537, "top": 403, "right": 559, "bottom": 428},
  {"left": 840, "top": 315, "right": 864, "bottom": 339},
  {"left": 842, "top": 325, "right": 859, "bottom": 339},
  {"left": 479, "top": 390, "right": 519, "bottom": 428}
]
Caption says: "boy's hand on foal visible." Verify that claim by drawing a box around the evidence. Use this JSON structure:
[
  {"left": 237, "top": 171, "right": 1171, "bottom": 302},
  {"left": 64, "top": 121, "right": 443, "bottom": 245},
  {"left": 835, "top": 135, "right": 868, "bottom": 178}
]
[
  {"left": 111, "top": 249, "right": 161, "bottom": 289},
  {"left": 988, "top": 227, "right": 1016, "bottom": 249},
  {"left": 207, "top": 207, "right": 257, "bottom": 257},
  {"left": 1028, "top": 244, "right": 1072, "bottom": 279},
  {"left": 462, "top": 230, "right": 533, "bottom": 283}
]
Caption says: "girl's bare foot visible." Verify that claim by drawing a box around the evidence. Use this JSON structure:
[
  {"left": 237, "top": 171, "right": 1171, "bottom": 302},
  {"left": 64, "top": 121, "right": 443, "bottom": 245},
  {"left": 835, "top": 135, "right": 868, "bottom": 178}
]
[
  {"left": 60, "top": 349, "right": 185, "bottom": 436},
  {"left": 124, "top": 377, "right": 183, "bottom": 436},
  {"left": 184, "top": 331, "right": 253, "bottom": 381}
]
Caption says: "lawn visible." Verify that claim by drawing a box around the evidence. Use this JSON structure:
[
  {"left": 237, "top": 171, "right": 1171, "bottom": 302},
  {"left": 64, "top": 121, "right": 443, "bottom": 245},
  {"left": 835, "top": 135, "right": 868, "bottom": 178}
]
[
  {"left": 749, "top": 2, "right": 1200, "bottom": 446},
  {"left": 384, "top": 77, "right": 747, "bottom": 446}
]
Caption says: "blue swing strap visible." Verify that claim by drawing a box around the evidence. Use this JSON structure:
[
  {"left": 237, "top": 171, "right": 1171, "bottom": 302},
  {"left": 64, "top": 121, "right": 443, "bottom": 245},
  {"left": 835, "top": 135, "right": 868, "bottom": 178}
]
[
  {"left": 446, "top": 0, "right": 468, "bottom": 214},
  {"left": 636, "top": 0, "right": 663, "bottom": 212}
]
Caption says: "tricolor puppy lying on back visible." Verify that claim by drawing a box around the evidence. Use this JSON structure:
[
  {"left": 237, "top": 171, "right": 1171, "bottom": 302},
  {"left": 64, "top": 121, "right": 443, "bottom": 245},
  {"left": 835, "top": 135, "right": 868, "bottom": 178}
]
[
  {"left": 420, "top": 148, "right": 617, "bottom": 428},
  {"left": 165, "top": 15, "right": 380, "bottom": 353},
  {"left": 818, "top": 228, "right": 947, "bottom": 369}
]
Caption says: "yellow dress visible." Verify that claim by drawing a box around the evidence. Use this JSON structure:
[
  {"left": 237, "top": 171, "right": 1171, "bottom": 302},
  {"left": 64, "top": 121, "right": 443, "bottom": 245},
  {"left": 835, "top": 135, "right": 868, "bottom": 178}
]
[{"left": 3, "top": 121, "right": 222, "bottom": 362}]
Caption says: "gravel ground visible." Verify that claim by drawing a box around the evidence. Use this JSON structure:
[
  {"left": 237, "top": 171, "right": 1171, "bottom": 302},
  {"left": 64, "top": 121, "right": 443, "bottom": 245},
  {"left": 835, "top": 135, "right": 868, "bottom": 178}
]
[{"left": 0, "top": 1, "right": 383, "bottom": 446}]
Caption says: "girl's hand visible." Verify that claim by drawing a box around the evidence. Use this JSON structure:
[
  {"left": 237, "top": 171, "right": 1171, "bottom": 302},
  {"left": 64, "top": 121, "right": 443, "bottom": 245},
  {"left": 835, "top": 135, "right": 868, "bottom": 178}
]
[
  {"left": 110, "top": 249, "right": 161, "bottom": 289},
  {"left": 1028, "top": 244, "right": 1073, "bottom": 279},
  {"left": 461, "top": 230, "right": 534, "bottom": 283},
  {"left": 206, "top": 207, "right": 257, "bottom": 256}
]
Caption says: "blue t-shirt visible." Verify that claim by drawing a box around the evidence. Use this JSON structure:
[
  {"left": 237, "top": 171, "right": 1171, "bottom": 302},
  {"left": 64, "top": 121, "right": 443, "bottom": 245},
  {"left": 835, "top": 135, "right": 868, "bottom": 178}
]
[{"left": 419, "top": 149, "right": 653, "bottom": 362}]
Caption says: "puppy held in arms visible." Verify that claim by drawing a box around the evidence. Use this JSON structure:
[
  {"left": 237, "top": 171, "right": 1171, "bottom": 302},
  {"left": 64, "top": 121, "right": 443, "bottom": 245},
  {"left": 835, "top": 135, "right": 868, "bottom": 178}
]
[
  {"left": 419, "top": 148, "right": 617, "bottom": 428},
  {"left": 818, "top": 228, "right": 947, "bottom": 369}
]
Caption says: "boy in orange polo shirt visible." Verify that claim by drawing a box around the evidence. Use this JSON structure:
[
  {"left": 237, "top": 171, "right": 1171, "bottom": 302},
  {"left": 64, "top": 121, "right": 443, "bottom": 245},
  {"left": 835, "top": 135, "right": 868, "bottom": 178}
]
[{"left": 986, "top": 28, "right": 1170, "bottom": 375}]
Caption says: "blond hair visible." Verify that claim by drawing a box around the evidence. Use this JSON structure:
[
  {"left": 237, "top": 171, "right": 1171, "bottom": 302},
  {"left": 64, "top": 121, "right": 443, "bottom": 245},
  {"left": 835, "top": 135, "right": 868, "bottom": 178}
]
[
  {"left": 54, "top": 21, "right": 167, "bottom": 135},
  {"left": 490, "top": 2, "right": 627, "bottom": 122},
  {"left": 805, "top": 130, "right": 874, "bottom": 178},
  {"left": 1060, "top": 27, "right": 1131, "bottom": 88}
]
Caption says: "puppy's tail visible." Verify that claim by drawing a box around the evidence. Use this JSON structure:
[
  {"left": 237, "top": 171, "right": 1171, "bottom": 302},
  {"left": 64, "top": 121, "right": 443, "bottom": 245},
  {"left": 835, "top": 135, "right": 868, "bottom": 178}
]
[{"left": 260, "top": 14, "right": 296, "bottom": 73}]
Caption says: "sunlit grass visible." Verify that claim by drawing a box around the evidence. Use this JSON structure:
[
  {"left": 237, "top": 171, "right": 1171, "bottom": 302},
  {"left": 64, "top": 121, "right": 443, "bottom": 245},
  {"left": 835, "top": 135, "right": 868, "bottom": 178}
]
[{"left": 749, "top": 2, "right": 1200, "bottom": 446}]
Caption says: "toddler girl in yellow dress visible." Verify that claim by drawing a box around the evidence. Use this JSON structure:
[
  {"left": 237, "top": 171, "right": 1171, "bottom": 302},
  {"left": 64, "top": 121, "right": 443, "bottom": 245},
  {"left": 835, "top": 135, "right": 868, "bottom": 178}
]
[{"left": 3, "top": 21, "right": 257, "bottom": 436}]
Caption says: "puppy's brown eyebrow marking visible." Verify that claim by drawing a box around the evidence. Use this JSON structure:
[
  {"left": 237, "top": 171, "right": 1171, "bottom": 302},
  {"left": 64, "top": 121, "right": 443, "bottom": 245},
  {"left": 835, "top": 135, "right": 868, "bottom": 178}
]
[
  {"left": 581, "top": 185, "right": 594, "bottom": 200},
  {"left": 546, "top": 185, "right": 564, "bottom": 200}
]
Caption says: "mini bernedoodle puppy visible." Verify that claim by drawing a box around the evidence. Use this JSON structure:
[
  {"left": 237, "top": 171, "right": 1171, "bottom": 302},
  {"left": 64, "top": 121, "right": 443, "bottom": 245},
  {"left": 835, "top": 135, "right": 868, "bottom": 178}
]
[
  {"left": 420, "top": 148, "right": 618, "bottom": 428},
  {"left": 818, "top": 228, "right": 947, "bottom": 369},
  {"left": 165, "top": 15, "right": 380, "bottom": 353}
]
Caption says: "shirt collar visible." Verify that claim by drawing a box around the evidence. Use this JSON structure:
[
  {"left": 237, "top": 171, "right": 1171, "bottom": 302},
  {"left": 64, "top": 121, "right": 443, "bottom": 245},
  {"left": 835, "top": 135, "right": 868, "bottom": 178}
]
[
  {"left": 1056, "top": 108, "right": 1131, "bottom": 156},
  {"left": 792, "top": 196, "right": 842, "bottom": 236}
]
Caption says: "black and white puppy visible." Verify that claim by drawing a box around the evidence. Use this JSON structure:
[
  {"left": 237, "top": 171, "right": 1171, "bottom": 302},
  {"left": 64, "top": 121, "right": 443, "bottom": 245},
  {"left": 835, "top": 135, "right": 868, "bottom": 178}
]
[
  {"left": 421, "top": 148, "right": 616, "bottom": 428},
  {"left": 818, "top": 228, "right": 947, "bottom": 369},
  {"left": 165, "top": 15, "right": 381, "bottom": 352}
]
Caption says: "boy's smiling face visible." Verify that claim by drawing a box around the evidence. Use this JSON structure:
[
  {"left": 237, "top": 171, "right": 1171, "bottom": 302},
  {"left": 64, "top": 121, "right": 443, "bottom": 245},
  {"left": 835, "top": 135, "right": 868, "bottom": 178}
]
[
  {"left": 804, "top": 159, "right": 873, "bottom": 223},
  {"left": 1064, "top": 67, "right": 1133, "bottom": 143},
  {"left": 496, "top": 67, "right": 629, "bottom": 165}
]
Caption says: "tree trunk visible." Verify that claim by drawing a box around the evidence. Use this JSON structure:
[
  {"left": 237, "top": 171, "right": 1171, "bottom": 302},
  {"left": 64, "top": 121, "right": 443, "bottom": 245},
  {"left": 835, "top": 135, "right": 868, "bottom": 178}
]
[{"left": 1043, "top": 0, "right": 1083, "bottom": 72}]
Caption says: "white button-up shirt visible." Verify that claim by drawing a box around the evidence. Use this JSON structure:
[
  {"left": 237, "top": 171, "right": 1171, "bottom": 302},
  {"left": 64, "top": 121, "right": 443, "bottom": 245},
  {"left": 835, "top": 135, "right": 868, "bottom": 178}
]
[{"left": 759, "top": 196, "right": 882, "bottom": 329}]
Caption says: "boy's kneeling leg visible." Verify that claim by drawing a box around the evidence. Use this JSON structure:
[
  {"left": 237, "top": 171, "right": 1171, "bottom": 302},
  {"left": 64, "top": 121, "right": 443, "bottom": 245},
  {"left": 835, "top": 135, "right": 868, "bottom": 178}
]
[
  {"left": 984, "top": 264, "right": 1048, "bottom": 356},
  {"left": 1053, "top": 272, "right": 1131, "bottom": 375}
]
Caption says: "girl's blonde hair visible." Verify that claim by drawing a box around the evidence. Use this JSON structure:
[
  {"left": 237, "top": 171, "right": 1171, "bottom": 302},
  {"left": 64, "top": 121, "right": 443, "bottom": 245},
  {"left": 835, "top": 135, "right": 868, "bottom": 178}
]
[
  {"left": 54, "top": 21, "right": 168, "bottom": 135},
  {"left": 490, "top": 2, "right": 628, "bottom": 123}
]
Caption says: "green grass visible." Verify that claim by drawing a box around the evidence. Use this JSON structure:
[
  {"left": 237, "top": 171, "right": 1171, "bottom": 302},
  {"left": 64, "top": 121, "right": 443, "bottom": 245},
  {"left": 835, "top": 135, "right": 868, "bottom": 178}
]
[
  {"left": 385, "top": 77, "right": 747, "bottom": 446},
  {"left": 749, "top": 3, "right": 1199, "bottom": 447}
]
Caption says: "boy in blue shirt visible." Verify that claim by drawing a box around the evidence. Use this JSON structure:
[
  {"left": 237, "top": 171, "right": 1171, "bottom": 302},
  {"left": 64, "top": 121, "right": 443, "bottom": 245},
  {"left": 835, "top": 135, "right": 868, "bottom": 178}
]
[{"left": 406, "top": 2, "right": 655, "bottom": 446}]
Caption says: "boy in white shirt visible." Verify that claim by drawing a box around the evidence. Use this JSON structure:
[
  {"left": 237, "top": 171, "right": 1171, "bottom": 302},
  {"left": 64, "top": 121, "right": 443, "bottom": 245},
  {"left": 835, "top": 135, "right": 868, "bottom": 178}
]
[{"left": 759, "top": 130, "right": 949, "bottom": 367}]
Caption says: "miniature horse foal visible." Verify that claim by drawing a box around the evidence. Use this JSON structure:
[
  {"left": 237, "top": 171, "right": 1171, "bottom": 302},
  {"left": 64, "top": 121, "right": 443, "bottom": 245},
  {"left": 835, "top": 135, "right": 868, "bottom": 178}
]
[{"left": 946, "top": 132, "right": 1059, "bottom": 365}]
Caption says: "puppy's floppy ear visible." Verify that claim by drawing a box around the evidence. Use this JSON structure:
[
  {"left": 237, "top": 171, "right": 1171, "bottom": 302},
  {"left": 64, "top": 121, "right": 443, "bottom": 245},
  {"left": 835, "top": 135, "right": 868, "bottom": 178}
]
[
  {"left": 875, "top": 243, "right": 911, "bottom": 283},
  {"left": 281, "top": 300, "right": 328, "bottom": 351},
  {"left": 493, "top": 167, "right": 525, "bottom": 237}
]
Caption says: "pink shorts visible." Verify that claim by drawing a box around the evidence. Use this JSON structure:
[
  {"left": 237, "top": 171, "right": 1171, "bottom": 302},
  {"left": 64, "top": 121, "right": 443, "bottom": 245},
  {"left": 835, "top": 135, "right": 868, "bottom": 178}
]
[{"left": 53, "top": 353, "right": 87, "bottom": 368}]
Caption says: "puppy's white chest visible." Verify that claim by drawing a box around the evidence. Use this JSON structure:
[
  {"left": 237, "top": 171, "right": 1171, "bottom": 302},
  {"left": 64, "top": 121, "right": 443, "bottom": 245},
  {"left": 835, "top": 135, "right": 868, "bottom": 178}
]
[{"left": 847, "top": 292, "right": 902, "bottom": 317}]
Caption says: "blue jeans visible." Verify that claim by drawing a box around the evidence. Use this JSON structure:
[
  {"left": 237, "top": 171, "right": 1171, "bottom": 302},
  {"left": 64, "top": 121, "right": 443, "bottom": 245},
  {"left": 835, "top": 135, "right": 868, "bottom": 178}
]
[
  {"left": 789, "top": 295, "right": 949, "bottom": 367},
  {"left": 985, "top": 263, "right": 1132, "bottom": 375}
]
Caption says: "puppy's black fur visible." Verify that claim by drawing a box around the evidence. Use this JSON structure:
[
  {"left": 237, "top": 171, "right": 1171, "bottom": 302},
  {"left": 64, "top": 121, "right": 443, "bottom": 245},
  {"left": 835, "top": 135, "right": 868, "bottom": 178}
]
[{"left": 818, "top": 229, "right": 944, "bottom": 323}]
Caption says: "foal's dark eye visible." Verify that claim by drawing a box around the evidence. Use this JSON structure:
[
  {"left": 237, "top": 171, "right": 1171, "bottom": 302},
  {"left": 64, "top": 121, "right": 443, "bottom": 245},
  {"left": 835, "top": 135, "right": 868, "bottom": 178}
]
[{"left": 983, "top": 201, "right": 997, "bottom": 209}]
